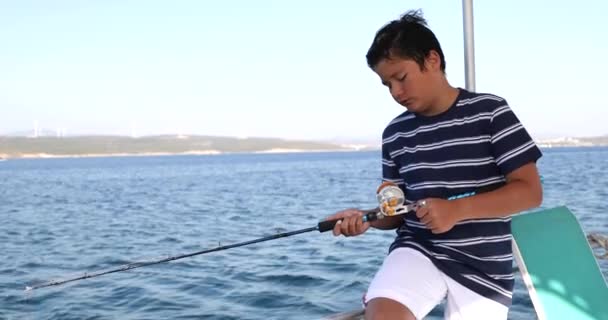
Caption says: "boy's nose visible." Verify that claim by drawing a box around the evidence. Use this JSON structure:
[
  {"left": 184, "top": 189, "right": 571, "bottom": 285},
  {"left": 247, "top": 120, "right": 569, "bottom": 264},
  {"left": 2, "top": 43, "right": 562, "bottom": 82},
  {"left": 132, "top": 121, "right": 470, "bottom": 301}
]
[{"left": 391, "top": 88, "right": 405, "bottom": 101}]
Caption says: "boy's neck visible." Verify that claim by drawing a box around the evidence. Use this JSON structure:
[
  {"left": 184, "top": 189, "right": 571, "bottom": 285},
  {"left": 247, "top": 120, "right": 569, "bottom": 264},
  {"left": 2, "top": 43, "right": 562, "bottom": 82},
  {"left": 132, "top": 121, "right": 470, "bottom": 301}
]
[{"left": 421, "top": 83, "right": 460, "bottom": 117}]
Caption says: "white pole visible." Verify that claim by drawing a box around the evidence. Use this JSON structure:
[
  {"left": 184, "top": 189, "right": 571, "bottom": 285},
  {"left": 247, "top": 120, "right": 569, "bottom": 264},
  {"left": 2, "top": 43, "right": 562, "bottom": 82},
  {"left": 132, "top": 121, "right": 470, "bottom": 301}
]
[{"left": 462, "top": 0, "right": 476, "bottom": 91}]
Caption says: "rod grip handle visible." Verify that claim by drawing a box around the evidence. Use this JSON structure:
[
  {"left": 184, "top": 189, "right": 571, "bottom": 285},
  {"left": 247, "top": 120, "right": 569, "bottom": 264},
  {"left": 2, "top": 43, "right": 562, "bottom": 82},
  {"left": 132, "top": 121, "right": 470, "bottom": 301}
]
[{"left": 317, "top": 211, "right": 378, "bottom": 233}]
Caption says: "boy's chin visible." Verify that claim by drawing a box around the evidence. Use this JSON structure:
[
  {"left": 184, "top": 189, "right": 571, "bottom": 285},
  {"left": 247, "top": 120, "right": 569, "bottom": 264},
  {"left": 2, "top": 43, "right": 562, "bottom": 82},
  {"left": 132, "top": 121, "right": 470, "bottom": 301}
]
[{"left": 403, "top": 103, "right": 424, "bottom": 113}]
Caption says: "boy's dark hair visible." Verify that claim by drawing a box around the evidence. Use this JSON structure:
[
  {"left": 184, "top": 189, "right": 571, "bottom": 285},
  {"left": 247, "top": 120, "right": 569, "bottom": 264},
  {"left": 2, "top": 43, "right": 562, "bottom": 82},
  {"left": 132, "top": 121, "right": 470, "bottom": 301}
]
[{"left": 366, "top": 10, "right": 446, "bottom": 72}]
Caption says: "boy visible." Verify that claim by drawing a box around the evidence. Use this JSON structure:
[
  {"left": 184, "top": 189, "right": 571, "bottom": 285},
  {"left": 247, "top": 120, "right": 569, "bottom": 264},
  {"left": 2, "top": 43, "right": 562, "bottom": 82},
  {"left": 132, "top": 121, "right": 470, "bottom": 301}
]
[{"left": 325, "top": 10, "right": 543, "bottom": 320}]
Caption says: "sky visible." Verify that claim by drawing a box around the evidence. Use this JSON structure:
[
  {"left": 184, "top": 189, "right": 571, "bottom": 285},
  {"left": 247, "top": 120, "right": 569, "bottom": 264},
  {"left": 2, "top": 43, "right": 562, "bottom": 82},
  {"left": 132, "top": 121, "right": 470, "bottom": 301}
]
[{"left": 1, "top": 0, "right": 607, "bottom": 142}]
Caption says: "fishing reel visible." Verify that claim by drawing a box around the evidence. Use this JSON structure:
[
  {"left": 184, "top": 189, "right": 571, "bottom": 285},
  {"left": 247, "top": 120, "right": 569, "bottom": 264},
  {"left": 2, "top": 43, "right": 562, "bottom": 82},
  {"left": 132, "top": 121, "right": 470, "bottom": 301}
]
[
  {"left": 375, "top": 181, "right": 417, "bottom": 219},
  {"left": 317, "top": 181, "right": 416, "bottom": 232}
]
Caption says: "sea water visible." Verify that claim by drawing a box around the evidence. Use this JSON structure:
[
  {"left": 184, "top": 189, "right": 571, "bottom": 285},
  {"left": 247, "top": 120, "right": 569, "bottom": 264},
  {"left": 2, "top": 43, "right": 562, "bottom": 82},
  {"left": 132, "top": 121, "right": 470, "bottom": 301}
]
[{"left": 1, "top": 148, "right": 606, "bottom": 319}]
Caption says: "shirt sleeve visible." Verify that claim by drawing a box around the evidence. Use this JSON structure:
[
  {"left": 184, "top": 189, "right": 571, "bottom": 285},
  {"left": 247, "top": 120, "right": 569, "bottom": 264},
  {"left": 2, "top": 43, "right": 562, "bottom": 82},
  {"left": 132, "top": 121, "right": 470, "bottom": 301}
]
[{"left": 489, "top": 101, "right": 542, "bottom": 175}]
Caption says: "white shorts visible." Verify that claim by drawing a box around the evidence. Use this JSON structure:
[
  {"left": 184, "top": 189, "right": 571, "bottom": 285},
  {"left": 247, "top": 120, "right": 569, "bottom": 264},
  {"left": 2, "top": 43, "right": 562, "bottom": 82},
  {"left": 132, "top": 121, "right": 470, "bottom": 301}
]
[{"left": 364, "top": 247, "right": 508, "bottom": 320}]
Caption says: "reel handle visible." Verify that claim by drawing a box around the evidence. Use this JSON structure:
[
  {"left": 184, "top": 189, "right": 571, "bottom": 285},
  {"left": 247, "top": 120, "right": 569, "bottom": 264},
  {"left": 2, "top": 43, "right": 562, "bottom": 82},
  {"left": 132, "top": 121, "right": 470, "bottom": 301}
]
[{"left": 317, "top": 210, "right": 379, "bottom": 233}]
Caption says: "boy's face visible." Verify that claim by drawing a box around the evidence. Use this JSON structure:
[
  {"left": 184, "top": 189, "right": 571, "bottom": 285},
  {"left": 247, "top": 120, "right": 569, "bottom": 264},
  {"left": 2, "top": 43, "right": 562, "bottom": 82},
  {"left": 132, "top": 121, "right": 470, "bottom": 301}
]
[{"left": 373, "top": 53, "right": 442, "bottom": 115}]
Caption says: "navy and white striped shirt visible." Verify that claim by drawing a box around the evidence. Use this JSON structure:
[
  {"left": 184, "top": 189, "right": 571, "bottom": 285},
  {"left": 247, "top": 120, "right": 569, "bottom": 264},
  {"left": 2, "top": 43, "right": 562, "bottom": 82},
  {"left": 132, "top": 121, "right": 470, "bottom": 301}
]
[{"left": 382, "top": 88, "right": 542, "bottom": 306}]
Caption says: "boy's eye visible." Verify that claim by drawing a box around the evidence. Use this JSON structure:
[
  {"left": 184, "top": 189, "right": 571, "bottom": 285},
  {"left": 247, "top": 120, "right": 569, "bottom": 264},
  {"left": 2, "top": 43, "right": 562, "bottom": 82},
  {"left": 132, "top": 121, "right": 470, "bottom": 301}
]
[{"left": 398, "top": 74, "right": 407, "bottom": 81}]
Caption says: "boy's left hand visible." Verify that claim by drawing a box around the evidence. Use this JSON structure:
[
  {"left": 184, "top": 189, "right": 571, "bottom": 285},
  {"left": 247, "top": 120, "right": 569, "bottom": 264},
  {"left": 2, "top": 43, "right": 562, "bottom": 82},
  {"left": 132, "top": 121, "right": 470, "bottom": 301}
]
[{"left": 415, "top": 198, "right": 463, "bottom": 234}]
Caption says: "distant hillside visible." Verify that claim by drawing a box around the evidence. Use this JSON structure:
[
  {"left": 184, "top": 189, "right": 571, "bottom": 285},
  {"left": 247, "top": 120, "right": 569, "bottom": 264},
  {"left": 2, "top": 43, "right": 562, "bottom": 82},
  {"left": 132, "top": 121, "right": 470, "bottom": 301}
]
[
  {"left": 0, "top": 135, "right": 349, "bottom": 158},
  {"left": 536, "top": 135, "right": 608, "bottom": 147},
  {"left": 582, "top": 135, "right": 608, "bottom": 145}
]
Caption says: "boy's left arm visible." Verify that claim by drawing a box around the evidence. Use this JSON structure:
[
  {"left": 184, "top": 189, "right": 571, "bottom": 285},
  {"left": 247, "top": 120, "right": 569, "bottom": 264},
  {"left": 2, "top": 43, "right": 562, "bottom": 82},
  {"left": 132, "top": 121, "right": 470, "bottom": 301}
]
[
  {"left": 455, "top": 162, "right": 542, "bottom": 219},
  {"left": 416, "top": 162, "right": 542, "bottom": 234}
]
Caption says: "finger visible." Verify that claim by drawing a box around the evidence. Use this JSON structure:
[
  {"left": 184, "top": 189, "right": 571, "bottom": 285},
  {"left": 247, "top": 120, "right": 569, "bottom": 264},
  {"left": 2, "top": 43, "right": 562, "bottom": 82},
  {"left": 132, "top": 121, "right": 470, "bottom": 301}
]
[
  {"left": 349, "top": 215, "right": 360, "bottom": 235},
  {"left": 416, "top": 199, "right": 431, "bottom": 211},
  {"left": 355, "top": 214, "right": 363, "bottom": 234},
  {"left": 416, "top": 206, "right": 429, "bottom": 219},
  {"left": 355, "top": 212, "right": 366, "bottom": 232},
  {"left": 346, "top": 216, "right": 359, "bottom": 236},
  {"left": 340, "top": 216, "right": 352, "bottom": 236},
  {"left": 332, "top": 219, "right": 343, "bottom": 236},
  {"left": 420, "top": 214, "right": 433, "bottom": 226},
  {"left": 325, "top": 212, "right": 345, "bottom": 221},
  {"left": 348, "top": 212, "right": 363, "bottom": 234},
  {"left": 431, "top": 226, "right": 444, "bottom": 234},
  {"left": 432, "top": 225, "right": 450, "bottom": 234},
  {"left": 328, "top": 209, "right": 360, "bottom": 236},
  {"left": 325, "top": 208, "right": 358, "bottom": 221}
]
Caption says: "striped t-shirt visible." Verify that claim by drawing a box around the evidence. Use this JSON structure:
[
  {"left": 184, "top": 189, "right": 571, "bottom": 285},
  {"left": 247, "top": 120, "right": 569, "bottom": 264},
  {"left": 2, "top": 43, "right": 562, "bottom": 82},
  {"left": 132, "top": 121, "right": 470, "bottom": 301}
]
[{"left": 381, "top": 88, "right": 542, "bottom": 306}]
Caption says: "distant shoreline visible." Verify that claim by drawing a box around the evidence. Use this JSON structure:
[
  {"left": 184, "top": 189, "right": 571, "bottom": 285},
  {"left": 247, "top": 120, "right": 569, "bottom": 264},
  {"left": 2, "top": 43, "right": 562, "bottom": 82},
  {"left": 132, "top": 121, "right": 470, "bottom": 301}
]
[
  {"left": 0, "top": 148, "right": 374, "bottom": 160},
  {"left": 0, "top": 150, "right": 222, "bottom": 160},
  {"left": 0, "top": 135, "right": 366, "bottom": 159},
  {"left": 1, "top": 134, "right": 606, "bottom": 160}
]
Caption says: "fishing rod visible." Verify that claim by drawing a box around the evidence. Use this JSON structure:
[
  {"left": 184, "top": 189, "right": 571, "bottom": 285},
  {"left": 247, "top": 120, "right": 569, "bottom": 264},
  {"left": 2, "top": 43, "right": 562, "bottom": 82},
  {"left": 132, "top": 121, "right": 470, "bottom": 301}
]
[
  {"left": 27, "top": 182, "right": 489, "bottom": 291},
  {"left": 25, "top": 182, "right": 411, "bottom": 291},
  {"left": 25, "top": 226, "right": 325, "bottom": 291}
]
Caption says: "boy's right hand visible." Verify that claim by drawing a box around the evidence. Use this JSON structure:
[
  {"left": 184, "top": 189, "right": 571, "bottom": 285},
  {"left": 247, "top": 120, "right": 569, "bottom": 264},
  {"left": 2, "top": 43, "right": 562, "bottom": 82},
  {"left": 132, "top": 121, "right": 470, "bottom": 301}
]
[{"left": 324, "top": 209, "right": 370, "bottom": 237}]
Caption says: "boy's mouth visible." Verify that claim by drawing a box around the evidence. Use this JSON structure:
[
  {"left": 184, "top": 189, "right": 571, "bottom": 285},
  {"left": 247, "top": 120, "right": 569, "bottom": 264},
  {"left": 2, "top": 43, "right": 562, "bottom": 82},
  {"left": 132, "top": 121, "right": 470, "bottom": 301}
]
[{"left": 400, "top": 99, "right": 412, "bottom": 106}]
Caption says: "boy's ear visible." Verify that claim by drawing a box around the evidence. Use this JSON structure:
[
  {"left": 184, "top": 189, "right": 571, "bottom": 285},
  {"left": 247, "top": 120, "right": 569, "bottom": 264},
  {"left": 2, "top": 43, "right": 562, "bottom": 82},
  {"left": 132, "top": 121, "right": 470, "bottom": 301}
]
[{"left": 425, "top": 50, "right": 441, "bottom": 72}]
